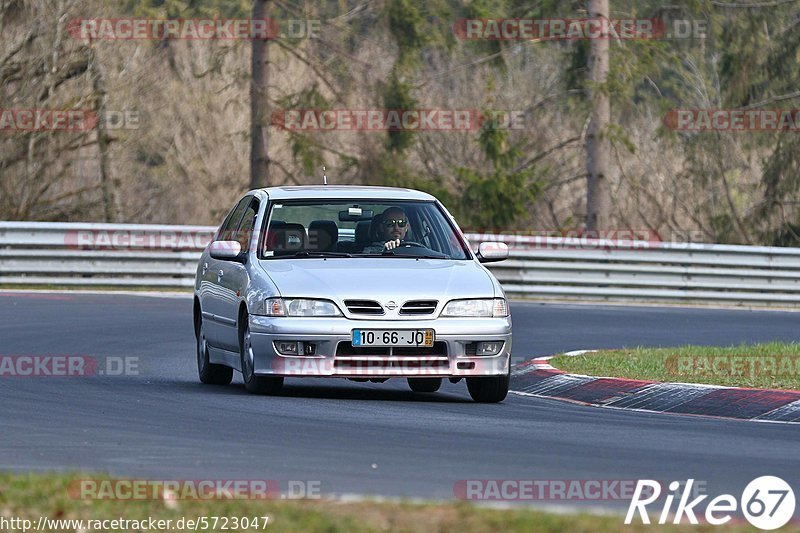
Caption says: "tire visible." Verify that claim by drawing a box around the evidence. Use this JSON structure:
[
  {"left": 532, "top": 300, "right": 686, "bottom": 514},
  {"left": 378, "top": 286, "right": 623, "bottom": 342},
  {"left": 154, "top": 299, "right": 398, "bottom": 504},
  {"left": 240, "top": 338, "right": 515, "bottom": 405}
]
[
  {"left": 466, "top": 372, "right": 509, "bottom": 403},
  {"left": 240, "top": 315, "right": 283, "bottom": 395},
  {"left": 407, "top": 377, "right": 442, "bottom": 393},
  {"left": 196, "top": 319, "right": 233, "bottom": 385}
]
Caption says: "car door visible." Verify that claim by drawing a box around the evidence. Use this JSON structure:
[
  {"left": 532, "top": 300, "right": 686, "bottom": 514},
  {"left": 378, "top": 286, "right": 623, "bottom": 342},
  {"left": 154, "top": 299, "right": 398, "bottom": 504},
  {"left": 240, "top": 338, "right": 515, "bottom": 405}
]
[
  {"left": 215, "top": 196, "right": 261, "bottom": 352},
  {"left": 201, "top": 195, "right": 251, "bottom": 349}
]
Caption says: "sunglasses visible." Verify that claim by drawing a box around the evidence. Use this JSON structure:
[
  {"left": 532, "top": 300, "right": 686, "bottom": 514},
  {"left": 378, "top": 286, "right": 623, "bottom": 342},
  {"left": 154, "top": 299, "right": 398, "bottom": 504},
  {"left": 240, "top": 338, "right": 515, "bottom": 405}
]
[{"left": 382, "top": 218, "right": 408, "bottom": 228}]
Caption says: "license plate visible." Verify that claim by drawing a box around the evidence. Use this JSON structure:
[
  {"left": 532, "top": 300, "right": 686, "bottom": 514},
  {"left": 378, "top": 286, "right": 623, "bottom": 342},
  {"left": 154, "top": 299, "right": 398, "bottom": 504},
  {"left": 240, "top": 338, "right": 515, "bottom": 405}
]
[{"left": 352, "top": 329, "right": 434, "bottom": 347}]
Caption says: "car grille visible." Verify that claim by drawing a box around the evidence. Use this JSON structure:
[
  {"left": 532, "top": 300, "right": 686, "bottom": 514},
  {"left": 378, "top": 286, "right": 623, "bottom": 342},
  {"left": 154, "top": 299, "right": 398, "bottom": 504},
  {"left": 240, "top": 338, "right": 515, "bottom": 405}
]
[
  {"left": 334, "top": 342, "right": 450, "bottom": 374},
  {"left": 334, "top": 359, "right": 449, "bottom": 371},
  {"left": 399, "top": 300, "right": 438, "bottom": 315},
  {"left": 336, "top": 341, "right": 448, "bottom": 357},
  {"left": 344, "top": 300, "right": 384, "bottom": 315}
]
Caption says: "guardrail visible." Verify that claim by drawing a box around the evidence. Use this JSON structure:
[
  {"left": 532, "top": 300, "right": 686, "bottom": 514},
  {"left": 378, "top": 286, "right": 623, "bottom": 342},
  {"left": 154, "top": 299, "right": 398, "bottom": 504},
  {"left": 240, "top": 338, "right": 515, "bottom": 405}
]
[
  {"left": 470, "top": 233, "right": 800, "bottom": 306},
  {"left": 2, "top": 222, "right": 800, "bottom": 307},
  {"left": 0, "top": 222, "right": 212, "bottom": 288}
]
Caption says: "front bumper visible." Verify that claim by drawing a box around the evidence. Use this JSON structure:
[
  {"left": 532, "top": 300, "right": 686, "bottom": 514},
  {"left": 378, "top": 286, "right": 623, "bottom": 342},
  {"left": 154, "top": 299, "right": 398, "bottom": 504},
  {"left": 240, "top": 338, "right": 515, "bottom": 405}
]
[{"left": 248, "top": 315, "right": 512, "bottom": 378}]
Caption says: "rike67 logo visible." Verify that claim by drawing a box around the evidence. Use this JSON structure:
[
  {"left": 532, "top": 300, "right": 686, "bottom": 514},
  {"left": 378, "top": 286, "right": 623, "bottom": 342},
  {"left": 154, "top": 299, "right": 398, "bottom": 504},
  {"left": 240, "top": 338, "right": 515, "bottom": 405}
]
[{"left": 626, "top": 477, "right": 796, "bottom": 530}]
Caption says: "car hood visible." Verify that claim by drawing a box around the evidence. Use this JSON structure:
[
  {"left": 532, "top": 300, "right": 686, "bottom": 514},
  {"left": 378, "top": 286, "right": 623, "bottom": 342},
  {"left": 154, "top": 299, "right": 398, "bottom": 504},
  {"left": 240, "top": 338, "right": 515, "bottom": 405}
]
[{"left": 258, "top": 258, "right": 496, "bottom": 304}]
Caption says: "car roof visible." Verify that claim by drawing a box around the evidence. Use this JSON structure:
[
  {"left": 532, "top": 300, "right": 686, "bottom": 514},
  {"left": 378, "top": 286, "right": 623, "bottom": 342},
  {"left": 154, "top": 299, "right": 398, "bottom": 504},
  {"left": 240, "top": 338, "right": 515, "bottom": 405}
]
[{"left": 254, "top": 185, "right": 436, "bottom": 202}]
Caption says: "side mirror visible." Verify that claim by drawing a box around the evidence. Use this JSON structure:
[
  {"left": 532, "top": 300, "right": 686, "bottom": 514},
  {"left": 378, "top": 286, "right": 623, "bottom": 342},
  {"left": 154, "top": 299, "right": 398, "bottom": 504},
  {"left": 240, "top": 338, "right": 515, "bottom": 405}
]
[
  {"left": 209, "top": 240, "right": 244, "bottom": 261},
  {"left": 476, "top": 241, "right": 509, "bottom": 263}
]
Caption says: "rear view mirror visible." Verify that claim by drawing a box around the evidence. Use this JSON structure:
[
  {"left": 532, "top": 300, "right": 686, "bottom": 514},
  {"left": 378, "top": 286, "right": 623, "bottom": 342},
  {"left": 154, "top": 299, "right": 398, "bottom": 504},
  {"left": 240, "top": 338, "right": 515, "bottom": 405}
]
[
  {"left": 339, "top": 207, "right": 373, "bottom": 222},
  {"left": 477, "top": 241, "right": 509, "bottom": 263},
  {"left": 209, "top": 240, "right": 243, "bottom": 261}
]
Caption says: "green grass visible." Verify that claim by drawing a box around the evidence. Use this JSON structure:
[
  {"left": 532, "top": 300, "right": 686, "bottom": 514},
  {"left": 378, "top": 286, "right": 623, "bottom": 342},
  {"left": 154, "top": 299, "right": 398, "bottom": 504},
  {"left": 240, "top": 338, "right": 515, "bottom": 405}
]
[
  {"left": 550, "top": 342, "right": 800, "bottom": 390},
  {"left": 0, "top": 472, "right": 778, "bottom": 532}
]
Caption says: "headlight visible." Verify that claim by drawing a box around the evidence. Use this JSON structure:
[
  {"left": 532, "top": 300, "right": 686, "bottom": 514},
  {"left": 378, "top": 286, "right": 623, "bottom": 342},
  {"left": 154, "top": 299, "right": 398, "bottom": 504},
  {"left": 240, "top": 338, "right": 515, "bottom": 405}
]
[
  {"left": 265, "top": 298, "right": 342, "bottom": 317},
  {"left": 440, "top": 298, "right": 508, "bottom": 317}
]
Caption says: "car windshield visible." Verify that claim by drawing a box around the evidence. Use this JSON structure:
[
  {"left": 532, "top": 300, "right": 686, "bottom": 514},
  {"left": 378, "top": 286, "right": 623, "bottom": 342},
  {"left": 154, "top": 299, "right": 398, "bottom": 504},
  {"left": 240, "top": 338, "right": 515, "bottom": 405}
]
[{"left": 260, "top": 200, "right": 470, "bottom": 260}]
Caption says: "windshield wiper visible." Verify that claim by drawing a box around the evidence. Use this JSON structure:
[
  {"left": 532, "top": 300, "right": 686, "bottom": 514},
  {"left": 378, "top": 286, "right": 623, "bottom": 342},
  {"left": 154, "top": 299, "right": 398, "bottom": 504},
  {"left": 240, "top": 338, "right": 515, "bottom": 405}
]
[
  {"left": 289, "top": 251, "right": 353, "bottom": 258},
  {"left": 360, "top": 251, "right": 449, "bottom": 259}
]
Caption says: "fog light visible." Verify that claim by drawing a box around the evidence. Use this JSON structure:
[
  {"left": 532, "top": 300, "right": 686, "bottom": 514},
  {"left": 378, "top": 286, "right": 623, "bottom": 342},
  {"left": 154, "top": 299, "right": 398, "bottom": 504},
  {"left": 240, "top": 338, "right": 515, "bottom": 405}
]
[
  {"left": 274, "top": 341, "right": 317, "bottom": 356},
  {"left": 274, "top": 341, "right": 300, "bottom": 355},
  {"left": 476, "top": 341, "right": 503, "bottom": 356}
]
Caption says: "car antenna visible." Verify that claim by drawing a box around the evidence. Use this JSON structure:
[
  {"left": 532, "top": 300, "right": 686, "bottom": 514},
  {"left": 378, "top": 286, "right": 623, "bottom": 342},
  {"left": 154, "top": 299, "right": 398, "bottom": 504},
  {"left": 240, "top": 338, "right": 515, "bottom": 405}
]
[{"left": 322, "top": 165, "right": 327, "bottom": 185}]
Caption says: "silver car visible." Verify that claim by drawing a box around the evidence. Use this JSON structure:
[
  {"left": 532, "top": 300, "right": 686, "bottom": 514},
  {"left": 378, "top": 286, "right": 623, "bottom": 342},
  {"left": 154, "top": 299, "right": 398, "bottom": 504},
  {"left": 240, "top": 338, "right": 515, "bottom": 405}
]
[{"left": 193, "top": 186, "right": 512, "bottom": 402}]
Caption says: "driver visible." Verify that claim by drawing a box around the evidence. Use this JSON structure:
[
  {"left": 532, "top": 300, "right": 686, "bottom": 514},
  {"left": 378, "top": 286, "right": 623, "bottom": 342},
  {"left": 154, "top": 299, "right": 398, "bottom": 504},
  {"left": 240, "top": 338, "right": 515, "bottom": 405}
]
[{"left": 361, "top": 207, "right": 410, "bottom": 253}]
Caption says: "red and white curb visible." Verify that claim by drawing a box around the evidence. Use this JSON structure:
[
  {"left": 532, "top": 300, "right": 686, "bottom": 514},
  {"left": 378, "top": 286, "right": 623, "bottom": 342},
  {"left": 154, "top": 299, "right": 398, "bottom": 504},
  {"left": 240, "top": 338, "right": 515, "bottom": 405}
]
[{"left": 511, "top": 350, "right": 800, "bottom": 424}]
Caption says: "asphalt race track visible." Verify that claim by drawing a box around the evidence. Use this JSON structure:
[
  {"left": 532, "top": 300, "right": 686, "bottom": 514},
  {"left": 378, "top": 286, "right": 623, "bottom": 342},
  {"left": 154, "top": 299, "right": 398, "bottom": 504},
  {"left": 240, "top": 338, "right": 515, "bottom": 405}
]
[{"left": 1, "top": 292, "right": 798, "bottom": 510}]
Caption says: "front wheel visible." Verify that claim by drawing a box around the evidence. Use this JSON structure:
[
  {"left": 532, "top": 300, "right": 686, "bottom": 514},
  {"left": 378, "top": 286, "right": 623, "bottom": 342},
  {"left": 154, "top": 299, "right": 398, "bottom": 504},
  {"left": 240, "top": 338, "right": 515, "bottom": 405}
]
[
  {"left": 240, "top": 316, "right": 283, "bottom": 395},
  {"left": 407, "top": 377, "right": 442, "bottom": 393},
  {"left": 466, "top": 373, "right": 509, "bottom": 403},
  {"left": 197, "top": 320, "right": 233, "bottom": 385}
]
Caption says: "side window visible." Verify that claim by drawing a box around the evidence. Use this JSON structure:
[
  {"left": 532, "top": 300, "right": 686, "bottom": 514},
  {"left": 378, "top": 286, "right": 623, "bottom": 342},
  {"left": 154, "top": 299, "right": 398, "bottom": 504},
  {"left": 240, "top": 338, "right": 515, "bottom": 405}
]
[
  {"left": 217, "top": 196, "right": 251, "bottom": 242},
  {"left": 233, "top": 198, "right": 260, "bottom": 252}
]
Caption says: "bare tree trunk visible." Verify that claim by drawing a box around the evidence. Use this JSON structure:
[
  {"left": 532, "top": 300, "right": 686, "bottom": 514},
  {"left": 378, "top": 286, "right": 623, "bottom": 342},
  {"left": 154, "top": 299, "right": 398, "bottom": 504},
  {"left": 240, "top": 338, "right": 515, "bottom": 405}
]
[
  {"left": 585, "top": 0, "right": 612, "bottom": 231},
  {"left": 89, "top": 48, "right": 119, "bottom": 222},
  {"left": 250, "top": 0, "right": 272, "bottom": 189}
]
